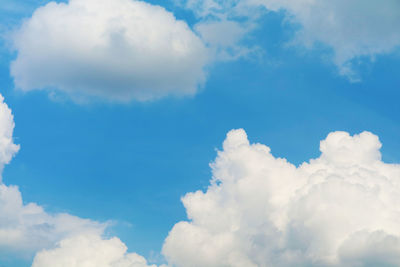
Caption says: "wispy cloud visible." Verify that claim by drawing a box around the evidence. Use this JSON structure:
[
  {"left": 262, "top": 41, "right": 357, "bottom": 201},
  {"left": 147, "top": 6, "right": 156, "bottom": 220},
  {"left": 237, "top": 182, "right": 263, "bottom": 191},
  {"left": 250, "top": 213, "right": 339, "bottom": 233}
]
[{"left": 177, "top": 0, "right": 400, "bottom": 80}]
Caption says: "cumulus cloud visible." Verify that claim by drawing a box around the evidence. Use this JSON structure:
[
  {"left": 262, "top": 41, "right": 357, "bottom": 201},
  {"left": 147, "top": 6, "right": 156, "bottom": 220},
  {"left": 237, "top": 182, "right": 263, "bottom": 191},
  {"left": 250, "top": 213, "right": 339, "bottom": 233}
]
[
  {"left": 32, "top": 234, "right": 157, "bottom": 267},
  {"left": 179, "top": 0, "right": 400, "bottom": 79},
  {"left": 11, "top": 0, "right": 208, "bottom": 102},
  {"left": 163, "top": 129, "right": 400, "bottom": 267}
]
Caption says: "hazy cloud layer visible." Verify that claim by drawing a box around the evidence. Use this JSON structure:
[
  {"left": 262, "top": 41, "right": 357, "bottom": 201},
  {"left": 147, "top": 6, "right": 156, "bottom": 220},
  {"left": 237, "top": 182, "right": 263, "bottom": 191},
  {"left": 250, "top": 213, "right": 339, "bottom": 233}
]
[
  {"left": 194, "top": 20, "right": 255, "bottom": 61},
  {"left": 11, "top": 0, "right": 208, "bottom": 102},
  {"left": 163, "top": 129, "right": 400, "bottom": 266},
  {"left": 179, "top": 0, "right": 400, "bottom": 79},
  {"left": 260, "top": 0, "right": 400, "bottom": 79}
]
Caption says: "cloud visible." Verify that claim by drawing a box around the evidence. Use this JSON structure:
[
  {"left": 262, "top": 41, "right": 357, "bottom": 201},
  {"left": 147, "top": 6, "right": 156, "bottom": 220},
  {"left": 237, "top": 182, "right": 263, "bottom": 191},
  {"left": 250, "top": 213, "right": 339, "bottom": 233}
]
[
  {"left": 11, "top": 0, "right": 208, "bottom": 102},
  {"left": 163, "top": 129, "right": 400, "bottom": 266},
  {"left": 0, "top": 184, "right": 105, "bottom": 255},
  {"left": 194, "top": 20, "right": 257, "bottom": 61},
  {"left": 179, "top": 0, "right": 400, "bottom": 79},
  {"left": 32, "top": 234, "right": 157, "bottom": 267},
  {"left": 0, "top": 95, "right": 19, "bottom": 176},
  {"left": 259, "top": 0, "right": 400, "bottom": 80}
]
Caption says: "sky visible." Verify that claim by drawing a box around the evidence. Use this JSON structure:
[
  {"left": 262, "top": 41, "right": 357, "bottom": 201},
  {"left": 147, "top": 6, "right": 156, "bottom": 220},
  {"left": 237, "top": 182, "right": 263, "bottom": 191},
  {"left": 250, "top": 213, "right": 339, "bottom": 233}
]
[{"left": 0, "top": 0, "right": 400, "bottom": 266}]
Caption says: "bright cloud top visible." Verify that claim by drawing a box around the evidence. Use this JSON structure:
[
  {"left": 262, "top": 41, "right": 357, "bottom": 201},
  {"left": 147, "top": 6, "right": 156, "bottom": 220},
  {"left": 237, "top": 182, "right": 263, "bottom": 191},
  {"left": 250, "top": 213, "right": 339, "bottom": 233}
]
[
  {"left": 32, "top": 234, "right": 157, "bottom": 267},
  {"left": 180, "top": 0, "right": 400, "bottom": 79},
  {"left": 163, "top": 129, "right": 400, "bottom": 266},
  {"left": 11, "top": 0, "right": 208, "bottom": 102}
]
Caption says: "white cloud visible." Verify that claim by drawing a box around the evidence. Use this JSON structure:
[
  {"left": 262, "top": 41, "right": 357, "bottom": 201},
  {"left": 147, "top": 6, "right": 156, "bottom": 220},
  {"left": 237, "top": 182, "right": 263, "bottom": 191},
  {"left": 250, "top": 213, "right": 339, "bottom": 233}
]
[
  {"left": 163, "top": 129, "right": 400, "bottom": 267},
  {"left": 11, "top": 0, "right": 208, "bottom": 102},
  {"left": 259, "top": 0, "right": 400, "bottom": 80},
  {"left": 0, "top": 183, "right": 105, "bottom": 255},
  {"left": 179, "top": 0, "right": 400, "bottom": 79},
  {"left": 32, "top": 234, "right": 157, "bottom": 267},
  {"left": 0, "top": 95, "right": 19, "bottom": 176}
]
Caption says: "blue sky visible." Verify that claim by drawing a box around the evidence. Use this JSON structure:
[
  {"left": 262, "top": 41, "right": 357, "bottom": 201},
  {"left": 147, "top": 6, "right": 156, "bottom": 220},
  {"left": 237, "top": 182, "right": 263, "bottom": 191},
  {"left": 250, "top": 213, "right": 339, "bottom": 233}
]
[{"left": 1, "top": 0, "right": 400, "bottom": 266}]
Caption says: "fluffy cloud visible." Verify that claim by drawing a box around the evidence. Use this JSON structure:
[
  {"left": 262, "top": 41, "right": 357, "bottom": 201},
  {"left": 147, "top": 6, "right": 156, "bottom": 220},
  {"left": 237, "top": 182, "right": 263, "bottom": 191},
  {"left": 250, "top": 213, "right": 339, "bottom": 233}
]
[
  {"left": 11, "top": 0, "right": 208, "bottom": 102},
  {"left": 179, "top": 0, "right": 400, "bottom": 79},
  {"left": 163, "top": 129, "right": 400, "bottom": 266},
  {"left": 32, "top": 234, "right": 157, "bottom": 267}
]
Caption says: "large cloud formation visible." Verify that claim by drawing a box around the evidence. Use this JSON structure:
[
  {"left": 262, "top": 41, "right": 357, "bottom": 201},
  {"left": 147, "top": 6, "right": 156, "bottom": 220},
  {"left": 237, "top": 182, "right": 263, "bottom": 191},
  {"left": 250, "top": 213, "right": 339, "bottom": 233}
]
[
  {"left": 163, "top": 129, "right": 400, "bottom": 266},
  {"left": 11, "top": 0, "right": 208, "bottom": 102},
  {"left": 179, "top": 0, "right": 400, "bottom": 79},
  {"left": 0, "top": 94, "right": 156, "bottom": 267}
]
